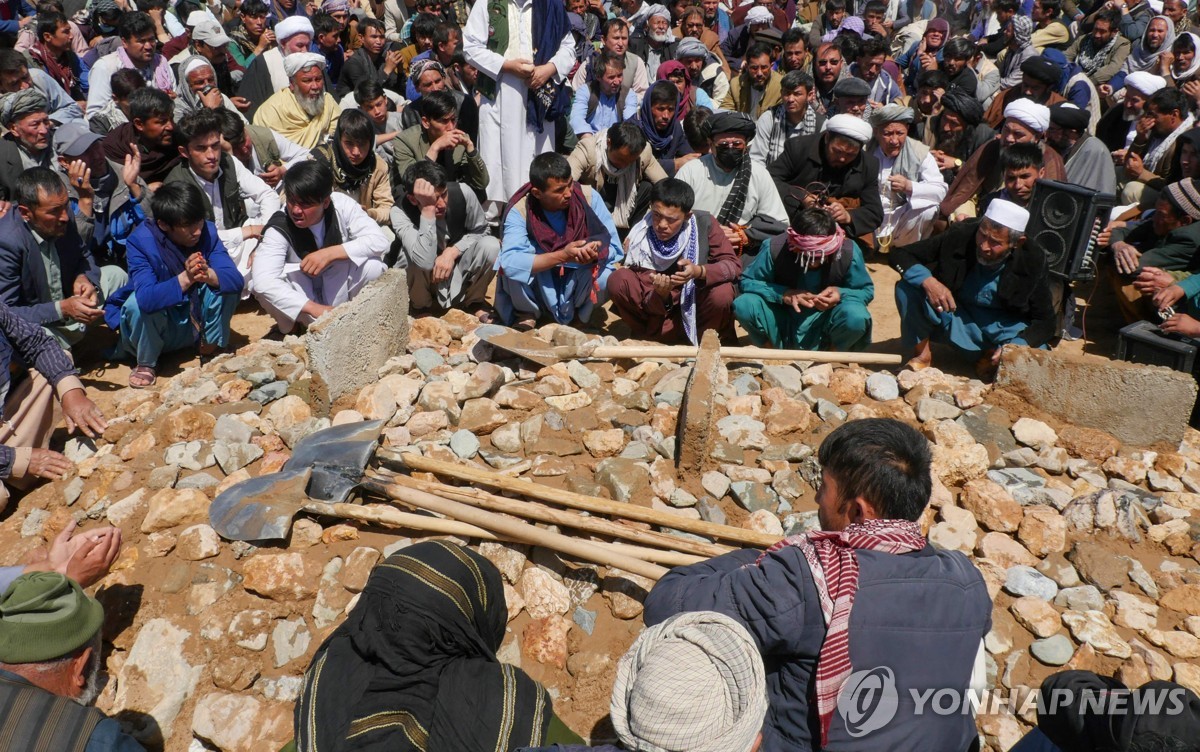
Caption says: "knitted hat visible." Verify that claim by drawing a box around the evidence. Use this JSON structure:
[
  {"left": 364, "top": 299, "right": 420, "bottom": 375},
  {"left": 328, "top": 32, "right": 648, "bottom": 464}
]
[
  {"left": 0, "top": 572, "right": 104, "bottom": 664},
  {"left": 1166, "top": 179, "right": 1200, "bottom": 220}
]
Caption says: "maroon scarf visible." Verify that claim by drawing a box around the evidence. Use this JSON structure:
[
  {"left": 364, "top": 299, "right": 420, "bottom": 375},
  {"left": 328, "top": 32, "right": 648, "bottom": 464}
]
[
  {"left": 29, "top": 43, "right": 73, "bottom": 96},
  {"left": 503, "top": 182, "right": 611, "bottom": 301}
]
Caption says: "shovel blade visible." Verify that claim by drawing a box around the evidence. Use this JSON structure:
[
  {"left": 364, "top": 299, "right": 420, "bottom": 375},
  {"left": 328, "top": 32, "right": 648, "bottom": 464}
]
[
  {"left": 209, "top": 469, "right": 314, "bottom": 542},
  {"left": 282, "top": 419, "right": 385, "bottom": 502},
  {"left": 475, "top": 327, "right": 567, "bottom": 368}
]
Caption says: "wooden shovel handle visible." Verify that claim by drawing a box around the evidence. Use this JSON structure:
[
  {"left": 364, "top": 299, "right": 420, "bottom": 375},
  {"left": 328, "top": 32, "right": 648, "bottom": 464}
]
[{"left": 586, "top": 345, "right": 902, "bottom": 365}]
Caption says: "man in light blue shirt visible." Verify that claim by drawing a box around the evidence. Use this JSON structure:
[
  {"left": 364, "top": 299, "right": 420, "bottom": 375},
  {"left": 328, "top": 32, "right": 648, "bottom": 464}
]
[{"left": 569, "top": 49, "right": 641, "bottom": 137}]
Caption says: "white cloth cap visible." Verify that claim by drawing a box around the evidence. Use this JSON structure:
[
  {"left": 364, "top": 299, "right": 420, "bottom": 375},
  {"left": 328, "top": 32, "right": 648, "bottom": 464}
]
[
  {"left": 647, "top": 3, "right": 671, "bottom": 20},
  {"left": 283, "top": 52, "right": 326, "bottom": 78},
  {"left": 1002, "top": 98, "right": 1050, "bottom": 134},
  {"left": 826, "top": 113, "right": 873, "bottom": 143},
  {"left": 276, "top": 16, "right": 314, "bottom": 43},
  {"left": 182, "top": 57, "right": 213, "bottom": 78},
  {"left": 984, "top": 198, "right": 1030, "bottom": 234},
  {"left": 745, "top": 6, "right": 774, "bottom": 24},
  {"left": 1148, "top": 0, "right": 1164, "bottom": 11},
  {"left": 186, "top": 10, "right": 209, "bottom": 27},
  {"left": 1125, "top": 70, "right": 1168, "bottom": 96}
]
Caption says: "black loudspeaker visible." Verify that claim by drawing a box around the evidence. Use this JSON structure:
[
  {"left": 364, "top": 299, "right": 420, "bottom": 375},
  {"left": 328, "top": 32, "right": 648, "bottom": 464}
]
[
  {"left": 1024, "top": 179, "right": 1116, "bottom": 282},
  {"left": 1117, "top": 320, "right": 1199, "bottom": 373}
]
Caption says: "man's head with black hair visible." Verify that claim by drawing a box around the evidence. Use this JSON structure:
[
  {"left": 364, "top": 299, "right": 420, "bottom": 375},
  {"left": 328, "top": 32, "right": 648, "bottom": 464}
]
[
  {"left": 999, "top": 141, "right": 1045, "bottom": 205},
  {"left": 282, "top": 160, "right": 334, "bottom": 229},
  {"left": 118, "top": 12, "right": 157, "bottom": 66},
  {"left": 529, "top": 152, "right": 574, "bottom": 212},
  {"left": 129, "top": 88, "right": 175, "bottom": 149},
  {"left": 151, "top": 181, "right": 208, "bottom": 249},
  {"left": 816, "top": 418, "right": 933, "bottom": 528}
]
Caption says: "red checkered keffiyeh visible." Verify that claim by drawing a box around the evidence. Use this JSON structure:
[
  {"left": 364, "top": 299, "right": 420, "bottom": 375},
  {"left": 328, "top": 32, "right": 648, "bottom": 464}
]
[{"left": 757, "top": 518, "right": 927, "bottom": 745}]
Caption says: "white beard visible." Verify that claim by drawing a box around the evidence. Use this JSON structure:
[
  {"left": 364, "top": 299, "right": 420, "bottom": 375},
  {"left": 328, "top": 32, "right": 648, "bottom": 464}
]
[
  {"left": 650, "top": 30, "right": 671, "bottom": 42},
  {"left": 296, "top": 90, "right": 326, "bottom": 118}
]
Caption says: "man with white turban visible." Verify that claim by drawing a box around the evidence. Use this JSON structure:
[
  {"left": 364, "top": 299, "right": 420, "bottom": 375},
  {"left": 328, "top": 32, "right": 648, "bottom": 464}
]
[
  {"left": 768, "top": 112, "right": 884, "bottom": 241},
  {"left": 252, "top": 52, "right": 341, "bottom": 150},
  {"left": 894, "top": 198, "right": 1057, "bottom": 373},
  {"left": 870, "top": 104, "right": 947, "bottom": 247},
  {"left": 236, "top": 16, "right": 317, "bottom": 120},
  {"left": 939, "top": 98, "right": 1067, "bottom": 222},
  {"left": 1096, "top": 70, "right": 1165, "bottom": 152},
  {"left": 630, "top": 4, "right": 676, "bottom": 80},
  {"left": 520, "top": 611, "right": 767, "bottom": 752}
]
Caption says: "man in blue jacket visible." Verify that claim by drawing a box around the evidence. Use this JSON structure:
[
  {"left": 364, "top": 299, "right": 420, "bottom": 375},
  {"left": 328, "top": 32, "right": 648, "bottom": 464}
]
[
  {"left": 643, "top": 418, "right": 992, "bottom": 752},
  {"left": 106, "top": 182, "right": 244, "bottom": 388}
]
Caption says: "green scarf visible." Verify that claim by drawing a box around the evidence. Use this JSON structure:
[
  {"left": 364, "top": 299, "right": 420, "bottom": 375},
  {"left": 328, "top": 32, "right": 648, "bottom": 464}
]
[{"left": 478, "top": 0, "right": 508, "bottom": 101}]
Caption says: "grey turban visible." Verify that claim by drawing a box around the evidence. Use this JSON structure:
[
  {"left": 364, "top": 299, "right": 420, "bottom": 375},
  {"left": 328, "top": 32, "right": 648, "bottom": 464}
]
[
  {"left": 0, "top": 89, "right": 48, "bottom": 128},
  {"left": 611, "top": 611, "right": 768, "bottom": 752},
  {"left": 870, "top": 104, "right": 915, "bottom": 126},
  {"left": 675, "top": 36, "right": 709, "bottom": 61}
]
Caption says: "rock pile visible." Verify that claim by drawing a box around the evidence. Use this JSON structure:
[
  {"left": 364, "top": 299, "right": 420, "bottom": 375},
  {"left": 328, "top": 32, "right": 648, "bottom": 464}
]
[{"left": 4, "top": 311, "right": 1200, "bottom": 752}]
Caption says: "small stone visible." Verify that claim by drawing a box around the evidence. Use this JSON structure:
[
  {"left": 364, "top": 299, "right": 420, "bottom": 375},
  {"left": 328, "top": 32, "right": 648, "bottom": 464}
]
[
  {"left": 516, "top": 568, "right": 571, "bottom": 619},
  {"left": 214, "top": 414, "right": 254, "bottom": 444},
  {"left": 242, "top": 553, "right": 320, "bottom": 601},
  {"left": 761, "top": 365, "right": 803, "bottom": 396},
  {"left": 272, "top": 617, "right": 311, "bottom": 668},
  {"left": 1070, "top": 541, "right": 1133, "bottom": 592},
  {"left": 701, "top": 471, "right": 731, "bottom": 499},
  {"left": 1112, "top": 591, "right": 1159, "bottom": 632},
  {"left": 1011, "top": 596, "right": 1062, "bottom": 638},
  {"left": 147, "top": 465, "right": 180, "bottom": 489},
  {"left": 729, "top": 481, "right": 778, "bottom": 513},
  {"left": 976, "top": 532, "right": 1038, "bottom": 568},
  {"left": 248, "top": 380, "right": 288, "bottom": 404},
  {"left": 449, "top": 429, "right": 480, "bottom": 459},
  {"left": 1161, "top": 584, "right": 1200, "bottom": 616},
  {"left": 522, "top": 615, "right": 570, "bottom": 669},
  {"left": 1031, "top": 635, "right": 1075, "bottom": 666},
  {"left": 603, "top": 570, "right": 653, "bottom": 619},
  {"left": 697, "top": 497, "right": 726, "bottom": 525},
  {"left": 747, "top": 508, "right": 783, "bottom": 536},
  {"left": 583, "top": 428, "right": 626, "bottom": 458},
  {"left": 457, "top": 398, "right": 507, "bottom": 434},
  {"left": 545, "top": 392, "right": 593, "bottom": 411},
  {"left": 865, "top": 372, "right": 900, "bottom": 401},
  {"left": 176, "top": 524, "right": 221, "bottom": 560},
  {"left": 595, "top": 458, "right": 650, "bottom": 502},
  {"left": 141, "top": 488, "right": 210, "bottom": 533},
  {"left": 1017, "top": 506, "right": 1067, "bottom": 557},
  {"left": 412, "top": 347, "right": 445, "bottom": 375},
  {"left": 1059, "top": 426, "right": 1121, "bottom": 465},
  {"left": 1012, "top": 418, "right": 1058, "bottom": 449},
  {"left": 566, "top": 360, "right": 601, "bottom": 390},
  {"left": 214, "top": 441, "right": 264, "bottom": 475},
  {"left": 916, "top": 398, "right": 962, "bottom": 422},
  {"left": 1062, "top": 610, "right": 1131, "bottom": 658},
  {"left": 1175, "top": 663, "right": 1200, "bottom": 695},
  {"left": 1005, "top": 566, "right": 1059, "bottom": 600},
  {"left": 815, "top": 398, "right": 847, "bottom": 423},
  {"left": 1056, "top": 585, "right": 1106, "bottom": 612},
  {"left": 960, "top": 479, "right": 1023, "bottom": 533},
  {"left": 229, "top": 610, "right": 272, "bottom": 651}
]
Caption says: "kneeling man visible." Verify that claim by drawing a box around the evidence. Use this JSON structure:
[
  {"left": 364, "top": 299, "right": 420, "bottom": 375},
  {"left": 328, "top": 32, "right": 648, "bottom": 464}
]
[
  {"left": 496, "top": 153, "right": 623, "bottom": 329},
  {"left": 608, "top": 179, "right": 741, "bottom": 343},
  {"left": 893, "top": 199, "right": 1056, "bottom": 373},
  {"left": 253, "top": 160, "right": 389, "bottom": 333},
  {"left": 733, "top": 206, "right": 874, "bottom": 351}
]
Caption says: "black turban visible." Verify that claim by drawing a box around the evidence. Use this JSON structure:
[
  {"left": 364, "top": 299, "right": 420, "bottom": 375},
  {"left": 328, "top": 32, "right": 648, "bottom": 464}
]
[
  {"left": 940, "top": 88, "right": 984, "bottom": 126},
  {"left": 1021, "top": 55, "right": 1063, "bottom": 86},
  {"left": 705, "top": 111, "right": 757, "bottom": 141},
  {"left": 1049, "top": 102, "right": 1089, "bottom": 132}
]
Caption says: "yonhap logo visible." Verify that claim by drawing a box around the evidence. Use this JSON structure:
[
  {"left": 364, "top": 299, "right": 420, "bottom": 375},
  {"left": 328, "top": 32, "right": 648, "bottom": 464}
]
[{"left": 836, "top": 666, "right": 899, "bottom": 738}]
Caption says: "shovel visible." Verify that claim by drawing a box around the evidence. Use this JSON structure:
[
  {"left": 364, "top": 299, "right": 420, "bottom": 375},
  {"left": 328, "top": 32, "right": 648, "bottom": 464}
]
[{"left": 473, "top": 326, "right": 902, "bottom": 368}]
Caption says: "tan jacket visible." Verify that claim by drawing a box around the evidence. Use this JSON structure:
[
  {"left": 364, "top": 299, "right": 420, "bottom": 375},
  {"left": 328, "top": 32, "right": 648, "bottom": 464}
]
[
  {"left": 340, "top": 156, "right": 394, "bottom": 226},
  {"left": 721, "top": 69, "right": 783, "bottom": 119},
  {"left": 568, "top": 134, "right": 669, "bottom": 190}
]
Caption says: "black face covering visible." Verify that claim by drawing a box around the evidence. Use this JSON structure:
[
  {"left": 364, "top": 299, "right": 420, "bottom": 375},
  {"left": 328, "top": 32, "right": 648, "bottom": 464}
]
[{"left": 714, "top": 144, "right": 745, "bottom": 170}]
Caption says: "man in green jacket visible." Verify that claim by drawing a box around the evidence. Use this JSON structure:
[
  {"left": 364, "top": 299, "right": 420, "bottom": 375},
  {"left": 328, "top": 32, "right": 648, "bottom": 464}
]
[
  {"left": 1110, "top": 178, "right": 1200, "bottom": 321},
  {"left": 391, "top": 90, "right": 488, "bottom": 201}
]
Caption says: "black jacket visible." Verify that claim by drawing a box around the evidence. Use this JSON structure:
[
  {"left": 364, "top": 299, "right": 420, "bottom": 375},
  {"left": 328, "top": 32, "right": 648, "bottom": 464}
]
[
  {"left": 891, "top": 218, "right": 1058, "bottom": 347},
  {"left": 767, "top": 132, "right": 884, "bottom": 238},
  {"left": 1095, "top": 103, "right": 1134, "bottom": 153},
  {"left": 335, "top": 46, "right": 402, "bottom": 101}
]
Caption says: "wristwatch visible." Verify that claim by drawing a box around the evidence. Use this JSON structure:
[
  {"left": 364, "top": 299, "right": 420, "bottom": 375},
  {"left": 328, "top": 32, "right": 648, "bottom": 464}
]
[{"left": 953, "top": 158, "right": 963, "bottom": 169}]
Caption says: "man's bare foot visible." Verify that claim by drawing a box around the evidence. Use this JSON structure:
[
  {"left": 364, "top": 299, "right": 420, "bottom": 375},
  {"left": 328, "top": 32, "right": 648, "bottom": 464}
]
[{"left": 906, "top": 338, "right": 932, "bottom": 371}]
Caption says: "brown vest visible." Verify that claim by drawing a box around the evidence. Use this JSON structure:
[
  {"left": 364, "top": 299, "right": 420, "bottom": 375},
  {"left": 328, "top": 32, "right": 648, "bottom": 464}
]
[{"left": 0, "top": 672, "right": 104, "bottom": 752}]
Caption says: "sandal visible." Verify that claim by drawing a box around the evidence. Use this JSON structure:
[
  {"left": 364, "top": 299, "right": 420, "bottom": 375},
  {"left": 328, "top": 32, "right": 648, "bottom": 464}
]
[
  {"left": 512, "top": 316, "right": 537, "bottom": 332},
  {"left": 128, "top": 365, "right": 156, "bottom": 389},
  {"left": 473, "top": 308, "right": 496, "bottom": 325}
]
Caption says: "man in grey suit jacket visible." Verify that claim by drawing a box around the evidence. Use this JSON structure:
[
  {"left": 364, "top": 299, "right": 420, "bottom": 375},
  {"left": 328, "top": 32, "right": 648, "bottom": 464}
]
[{"left": 0, "top": 169, "right": 126, "bottom": 349}]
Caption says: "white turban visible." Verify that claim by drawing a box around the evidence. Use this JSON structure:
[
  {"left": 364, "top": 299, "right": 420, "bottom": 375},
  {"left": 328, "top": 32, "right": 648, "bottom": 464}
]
[
  {"left": 611, "top": 612, "right": 767, "bottom": 752},
  {"left": 182, "top": 57, "right": 213, "bottom": 79},
  {"left": 1125, "top": 71, "right": 1167, "bottom": 96},
  {"left": 984, "top": 199, "right": 1031, "bottom": 234},
  {"left": 276, "top": 16, "right": 314, "bottom": 43},
  {"left": 647, "top": 3, "right": 671, "bottom": 20},
  {"left": 1003, "top": 99, "right": 1050, "bottom": 134},
  {"left": 745, "top": 5, "right": 773, "bottom": 24},
  {"left": 283, "top": 52, "right": 326, "bottom": 79},
  {"left": 826, "top": 113, "right": 873, "bottom": 144}
]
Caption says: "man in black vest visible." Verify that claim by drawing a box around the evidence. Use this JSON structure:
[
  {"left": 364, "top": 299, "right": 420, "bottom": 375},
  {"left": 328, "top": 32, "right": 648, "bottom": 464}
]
[
  {"left": 0, "top": 572, "right": 143, "bottom": 751},
  {"left": 607, "top": 178, "right": 740, "bottom": 342},
  {"left": 391, "top": 161, "right": 498, "bottom": 318}
]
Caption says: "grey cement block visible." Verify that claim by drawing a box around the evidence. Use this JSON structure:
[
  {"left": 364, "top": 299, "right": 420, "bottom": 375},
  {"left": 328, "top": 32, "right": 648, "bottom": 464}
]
[
  {"left": 306, "top": 269, "right": 409, "bottom": 415},
  {"left": 995, "top": 346, "right": 1197, "bottom": 448}
]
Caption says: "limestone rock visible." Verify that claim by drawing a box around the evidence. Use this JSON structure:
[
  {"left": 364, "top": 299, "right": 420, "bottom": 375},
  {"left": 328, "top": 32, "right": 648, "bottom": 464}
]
[
  {"left": 1018, "top": 506, "right": 1067, "bottom": 557},
  {"left": 1011, "top": 596, "right": 1062, "bottom": 638},
  {"left": 1062, "top": 610, "right": 1132, "bottom": 658},
  {"left": 516, "top": 568, "right": 571, "bottom": 620},
  {"left": 141, "top": 488, "right": 209, "bottom": 533},
  {"left": 932, "top": 442, "right": 990, "bottom": 485},
  {"left": 339, "top": 546, "right": 382, "bottom": 593},
  {"left": 866, "top": 372, "right": 900, "bottom": 401},
  {"left": 228, "top": 610, "right": 272, "bottom": 651},
  {"left": 960, "top": 479, "right": 1023, "bottom": 533},
  {"left": 747, "top": 508, "right": 783, "bottom": 537},
  {"left": 1005, "top": 566, "right": 1059, "bottom": 600},
  {"left": 583, "top": 428, "right": 626, "bottom": 458},
  {"left": 603, "top": 570, "right": 653, "bottom": 619},
  {"left": 1069, "top": 541, "right": 1133, "bottom": 592},
  {"left": 242, "top": 553, "right": 321, "bottom": 601},
  {"left": 1112, "top": 591, "right": 1160, "bottom": 632},
  {"left": 176, "top": 524, "right": 221, "bottom": 560},
  {"left": 160, "top": 406, "right": 217, "bottom": 444},
  {"left": 522, "top": 615, "right": 570, "bottom": 669},
  {"left": 595, "top": 458, "right": 650, "bottom": 502},
  {"left": 113, "top": 618, "right": 202, "bottom": 743},
  {"left": 272, "top": 617, "right": 312, "bottom": 667},
  {"left": 1012, "top": 418, "right": 1057, "bottom": 449},
  {"left": 1059, "top": 426, "right": 1121, "bottom": 464},
  {"left": 479, "top": 541, "right": 528, "bottom": 584},
  {"left": 458, "top": 398, "right": 507, "bottom": 434},
  {"left": 1161, "top": 584, "right": 1200, "bottom": 616},
  {"left": 976, "top": 532, "right": 1038, "bottom": 568},
  {"left": 192, "top": 692, "right": 288, "bottom": 752}
]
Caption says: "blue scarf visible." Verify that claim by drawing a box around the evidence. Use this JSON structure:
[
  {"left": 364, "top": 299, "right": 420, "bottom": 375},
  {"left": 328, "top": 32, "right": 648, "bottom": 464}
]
[
  {"left": 635, "top": 86, "right": 689, "bottom": 159},
  {"left": 526, "top": 0, "right": 571, "bottom": 133}
]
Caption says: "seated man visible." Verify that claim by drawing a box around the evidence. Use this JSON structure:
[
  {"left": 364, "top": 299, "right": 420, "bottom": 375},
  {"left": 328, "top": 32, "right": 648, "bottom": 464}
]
[
  {"left": 568, "top": 122, "right": 668, "bottom": 232},
  {"left": 750, "top": 71, "right": 824, "bottom": 166},
  {"left": 828, "top": 75, "right": 871, "bottom": 118},
  {"left": 926, "top": 89, "right": 996, "bottom": 185},
  {"left": 0, "top": 572, "right": 146, "bottom": 750},
  {"left": 676, "top": 36, "right": 730, "bottom": 107},
  {"left": 392, "top": 90, "right": 488, "bottom": 201},
  {"left": 392, "top": 161, "right": 498, "bottom": 317},
  {"left": 0, "top": 90, "right": 56, "bottom": 201},
  {"left": 633, "top": 80, "right": 698, "bottom": 176},
  {"left": 86, "top": 12, "right": 175, "bottom": 120},
  {"left": 496, "top": 152, "right": 623, "bottom": 329},
  {"left": 522, "top": 612, "right": 767, "bottom": 752},
  {"left": 1030, "top": 0, "right": 1071, "bottom": 51},
  {"left": 0, "top": 169, "right": 127, "bottom": 349},
  {"left": 253, "top": 160, "right": 389, "bottom": 333},
  {"left": 0, "top": 49, "right": 82, "bottom": 126},
  {"left": 982, "top": 142, "right": 1045, "bottom": 212},
  {"left": 768, "top": 114, "right": 883, "bottom": 242},
  {"left": 216, "top": 109, "right": 309, "bottom": 191},
  {"left": 983, "top": 55, "right": 1067, "bottom": 129},
  {"left": 871, "top": 104, "right": 947, "bottom": 247},
  {"left": 27, "top": 11, "right": 88, "bottom": 104},
  {"left": 569, "top": 49, "right": 641, "bottom": 138},
  {"left": 1122, "top": 87, "right": 1195, "bottom": 208},
  {"left": 850, "top": 36, "right": 903, "bottom": 106},
  {"left": 643, "top": 417, "right": 992, "bottom": 751},
  {"left": 1065, "top": 8, "right": 1131, "bottom": 88},
  {"left": 608, "top": 178, "right": 740, "bottom": 343},
  {"left": 1046, "top": 102, "right": 1118, "bottom": 194},
  {"left": 107, "top": 183, "right": 243, "bottom": 388},
  {"left": 940, "top": 37, "right": 980, "bottom": 97},
  {"left": 1096, "top": 71, "right": 1164, "bottom": 153},
  {"left": 163, "top": 109, "right": 281, "bottom": 284},
  {"left": 677, "top": 111, "right": 788, "bottom": 256},
  {"left": 733, "top": 206, "right": 873, "bottom": 351},
  {"left": 894, "top": 199, "right": 1057, "bottom": 372},
  {"left": 571, "top": 18, "right": 651, "bottom": 97},
  {"left": 100, "top": 87, "right": 181, "bottom": 192},
  {"left": 235, "top": 16, "right": 315, "bottom": 121},
  {"left": 1109, "top": 179, "right": 1200, "bottom": 321},
  {"left": 720, "top": 41, "right": 781, "bottom": 118},
  {"left": 252, "top": 52, "right": 341, "bottom": 150},
  {"left": 314, "top": 109, "right": 394, "bottom": 230}
]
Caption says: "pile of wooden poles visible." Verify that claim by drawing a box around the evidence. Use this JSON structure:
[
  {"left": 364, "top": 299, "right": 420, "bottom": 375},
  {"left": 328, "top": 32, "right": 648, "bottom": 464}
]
[{"left": 329, "top": 449, "right": 783, "bottom": 581}]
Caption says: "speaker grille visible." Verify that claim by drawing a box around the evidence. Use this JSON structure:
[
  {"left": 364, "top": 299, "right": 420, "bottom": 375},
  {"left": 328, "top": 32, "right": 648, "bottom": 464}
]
[
  {"left": 1042, "top": 193, "right": 1083, "bottom": 230},
  {"left": 1034, "top": 229, "right": 1068, "bottom": 269}
]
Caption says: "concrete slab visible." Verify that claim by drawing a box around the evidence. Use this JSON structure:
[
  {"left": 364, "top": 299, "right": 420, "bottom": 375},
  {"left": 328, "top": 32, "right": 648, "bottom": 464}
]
[
  {"left": 306, "top": 269, "right": 409, "bottom": 416},
  {"left": 994, "top": 346, "right": 1197, "bottom": 448},
  {"left": 675, "top": 330, "right": 723, "bottom": 473}
]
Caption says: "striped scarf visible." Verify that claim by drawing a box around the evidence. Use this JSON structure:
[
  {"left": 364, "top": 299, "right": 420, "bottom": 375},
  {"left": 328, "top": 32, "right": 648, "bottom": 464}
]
[
  {"left": 716, "top": 151, "right": 752, "bottom": 226},
  {"left": 757, "top": 518, "right": 927, "bottom": 745}
]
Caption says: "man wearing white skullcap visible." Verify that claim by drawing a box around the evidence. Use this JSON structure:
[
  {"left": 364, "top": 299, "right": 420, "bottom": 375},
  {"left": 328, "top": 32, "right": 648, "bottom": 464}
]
[
  {"left": 235, "top": 15, "right": 316, "bottom": 120},
  {"left": 768, "top": 113, "right": 885, "bottom": 238},
  {"left": 893, "top": 196, "right": 1056, "bottom": 373},
  {"left": 1002, "top": 99, "right": 1051, "bottom": 134},
  {"left": 1096, "top": 71, "right": 1166, "bottom": 152},
  {"left": 252, "top": 52, "right": 341, "bottom": 149}
]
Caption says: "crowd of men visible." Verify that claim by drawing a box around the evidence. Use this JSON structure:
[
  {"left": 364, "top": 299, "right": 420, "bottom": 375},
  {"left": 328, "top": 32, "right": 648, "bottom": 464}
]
[{"left": 4, "top": 0, "right": 1200, "bottom": 750}]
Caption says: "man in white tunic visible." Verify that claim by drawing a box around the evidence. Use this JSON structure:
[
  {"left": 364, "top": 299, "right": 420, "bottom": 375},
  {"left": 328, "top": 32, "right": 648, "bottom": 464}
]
[
  {"left": 463, "top": 0, "right": 577, "bottom": 205},
  {"left": 253, "top": 160, "right": 388, "bottom": 333},
  {"left": 870, "top": 104, "right": 947, "bottom": 247}
]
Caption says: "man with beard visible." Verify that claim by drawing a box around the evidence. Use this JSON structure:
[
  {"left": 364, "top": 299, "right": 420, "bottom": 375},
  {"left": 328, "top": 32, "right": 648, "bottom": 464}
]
[
  {"left": 912, "top": 69, "right": 950, "bottom": 138},
  {"left": 872, "top": 105, "right": 947, "bottom": 247},
  {"left": 700, "top": 0, "right": 731, "bottom": 44},
  {"left": 676, "top": 36, "right": 731, "bottom": 107},
  {"left": 236, "top": 17, "right": 316, "bottom": 121},
  {"left": 86, "top": 12, "right": 175, "bottom": 120},
  {"left": 1046, "top": 102, "right": 1118, "bottom": 193},
  {"left": 769, "top": 114, "right": 884, "bottom": 241},
  {"left": 0, "top": 573, "right": 144, "bottom": 750},
  {"left": 831, "top": 75, "right": 871, "bottom": 118},
  {"left": 984, "top": 55, "right": 1067, "bottom": 128},
  {"left": 677, "top": 111, "right": 788, "bottom": 256},
  {"left": 812, "top": 42, "right": 846, "bottom": 116},
  {"left": 751, "top": 71, "right": 824, "bottom": 165},
  {"left": 1164, "top": 0, "right": 1198, "bottom": 36},
  {"left": 1121, "top": 87, "right": 1195, "bottom": 206},
  {"left": 1097, "top": 71, "right": 1165, "bottom": 152},
  {"left": 673, "top": 6, "right": 732, "bottom": 78},
  {"left": 778, "top": 28, "right": 810, "bottom": 74},
  {"left": 0, "top": 90, "right": 56, "bottom": 201},
  {"left": 572, "top": 19, "right": 650, "bottom": 100},
  {"left": 1108, "top": 179, "right": 1200, "bottom": 321},
  {"left": 253, "top": 53, "right": 340, "bottom": 150},
  {"left": 927, "top": 89, "right": 997, "bottom": 184},
  {"left": 630, "top": 4, "right": 677, "bottom": 80},
  {"left": 570, "top": 50, "right": 640, "bottom": 137},
  {"left": 335, "top": 18, "right": 403, "bottom": 100},
  {"left": 568, "top": 121, "right": 667, "bottom": 231},
  {"left": 1066, "top": 8, "right": 1131, "bottom": 87},
  {"left": 721, "top": 42, "right": 781, "bottom": 118},
  {"left": 894, "top": 199, "right": 1055, "bottom": 373},
  {"left": 851, "top": 37, "right": 903, "bottom": 107}
]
